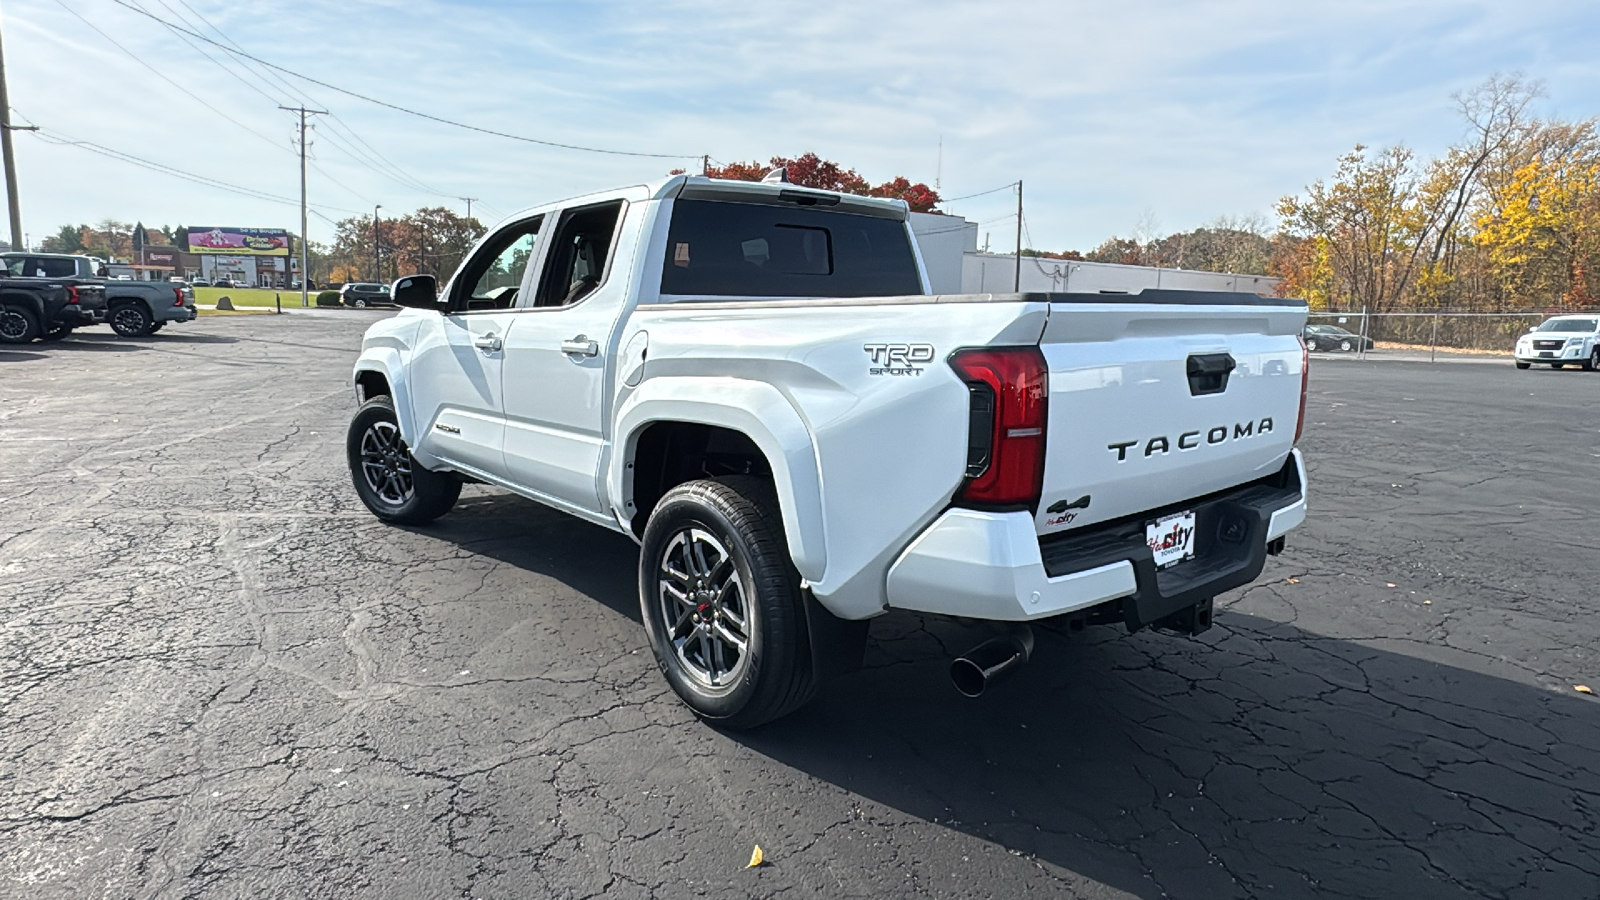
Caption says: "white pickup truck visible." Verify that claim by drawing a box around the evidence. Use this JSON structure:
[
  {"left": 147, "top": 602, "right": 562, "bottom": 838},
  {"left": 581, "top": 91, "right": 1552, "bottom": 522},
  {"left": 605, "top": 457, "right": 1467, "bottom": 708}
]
[{"left": 348, "top": 174, "right": 1309, "bottom": 727}]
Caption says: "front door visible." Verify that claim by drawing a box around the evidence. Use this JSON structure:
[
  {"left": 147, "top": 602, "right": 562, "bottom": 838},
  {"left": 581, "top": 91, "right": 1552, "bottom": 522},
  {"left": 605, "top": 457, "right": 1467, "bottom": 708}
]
[
  {"left": 501, "top": 199, "right": 634, "bottom": 516},
  {"left": 406, "top": 215, "right": 544, "bottom": 477}
]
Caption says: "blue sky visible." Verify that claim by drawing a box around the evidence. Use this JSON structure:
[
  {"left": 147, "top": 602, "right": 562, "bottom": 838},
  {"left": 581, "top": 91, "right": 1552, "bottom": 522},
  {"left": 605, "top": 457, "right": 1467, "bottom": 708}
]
[{"left": 8, "top": 0, "right": 1600, "bottom": 251}]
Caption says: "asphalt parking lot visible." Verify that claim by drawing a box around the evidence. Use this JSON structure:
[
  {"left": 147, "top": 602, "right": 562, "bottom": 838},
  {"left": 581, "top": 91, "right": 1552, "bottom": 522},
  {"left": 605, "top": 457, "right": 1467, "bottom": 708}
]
[{"left": 2, "top": 315, "right": 1597, "bottom": 899}]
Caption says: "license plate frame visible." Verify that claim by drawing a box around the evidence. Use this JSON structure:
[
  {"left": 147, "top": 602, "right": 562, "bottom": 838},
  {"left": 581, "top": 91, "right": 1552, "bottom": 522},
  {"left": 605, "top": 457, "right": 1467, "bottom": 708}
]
[{"left": 1146, "top": 511, "right": 1198, "bottom": 569}]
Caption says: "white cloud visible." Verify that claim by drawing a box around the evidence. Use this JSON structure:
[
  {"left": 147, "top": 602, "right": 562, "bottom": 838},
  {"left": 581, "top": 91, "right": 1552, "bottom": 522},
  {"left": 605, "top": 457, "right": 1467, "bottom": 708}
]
[{"left": 7, "top": 0, "right": 1598, "bottom": 250}]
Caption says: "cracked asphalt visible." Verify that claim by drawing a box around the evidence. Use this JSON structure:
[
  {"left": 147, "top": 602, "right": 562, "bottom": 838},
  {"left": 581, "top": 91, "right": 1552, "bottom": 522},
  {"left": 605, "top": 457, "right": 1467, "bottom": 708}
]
[{"left": 2, "top": 314, "right": 1597, "bottom": 899}]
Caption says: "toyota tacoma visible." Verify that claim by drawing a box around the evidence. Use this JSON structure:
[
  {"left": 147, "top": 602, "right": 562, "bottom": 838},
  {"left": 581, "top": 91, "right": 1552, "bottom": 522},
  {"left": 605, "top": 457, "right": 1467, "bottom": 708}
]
[{"left": 347, "top": 174, "right": 1310, "bottom": 727}]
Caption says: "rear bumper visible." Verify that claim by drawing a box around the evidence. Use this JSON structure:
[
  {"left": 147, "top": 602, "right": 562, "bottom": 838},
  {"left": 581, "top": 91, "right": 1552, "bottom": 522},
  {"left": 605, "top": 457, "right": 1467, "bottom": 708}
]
[
  {"left": 885, "top": 449, "right": 1307, "bottom": 624},
  {"left": 153, "top": 303, "right": 195, "bottom": 324},
  {"left": 60, "top": 305, "right": 106, "bottom": 325}
]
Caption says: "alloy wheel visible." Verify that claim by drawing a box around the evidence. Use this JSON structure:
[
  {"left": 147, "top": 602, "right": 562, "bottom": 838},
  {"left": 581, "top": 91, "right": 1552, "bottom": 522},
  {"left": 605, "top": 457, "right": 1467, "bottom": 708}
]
[
  {"left": 657, "top": 528, "right": 753, "bottom": 690},
  {"left": 358, "top": 420, "right": 414, "bottom": 505},
  {"left": 0, "top": 309, "right": 29, "bottom": 341},
  {"left": 112, "top": 307, "right": 147, "bottom": 335}
]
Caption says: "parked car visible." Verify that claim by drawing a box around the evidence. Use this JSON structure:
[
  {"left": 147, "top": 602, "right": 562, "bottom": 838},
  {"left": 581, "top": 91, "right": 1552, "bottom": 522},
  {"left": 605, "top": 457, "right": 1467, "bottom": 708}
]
[
  {"left": 1513, "top": 316, "right": 1600, "bottom": 370},
  {"left": 0, "top": 269, "right": 107, "bottom": 343},
  {"left": 339, "top": 282, "right": 392, "bottom": 308},
  {"left": 212, "top": 277, "right": 236, "bottom": 289},
  {"left": 1303, "top": 323, "right": 1373, "bottom": 352},
  {"left": 0, "top": 253, "right": 197, "bottom": 336},
  {"left": 346, "top": 174, "right": 1311, "bottom": 728},
  {"left": 191, "top": 279, "right": 212, "bottom": 287}
]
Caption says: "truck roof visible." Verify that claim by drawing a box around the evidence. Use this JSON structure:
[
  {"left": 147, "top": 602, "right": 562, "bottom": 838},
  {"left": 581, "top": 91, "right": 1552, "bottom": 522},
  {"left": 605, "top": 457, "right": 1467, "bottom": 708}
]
[{"left": 492, "top": 174, "right": 910, "bottom": 229}]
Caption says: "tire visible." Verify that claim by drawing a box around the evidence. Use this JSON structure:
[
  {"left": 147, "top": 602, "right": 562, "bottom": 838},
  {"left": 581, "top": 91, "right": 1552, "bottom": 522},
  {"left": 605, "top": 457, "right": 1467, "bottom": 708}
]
[
  {"left": 353, "top": 298, "right": 367, "bottom": 309},
  {"left": 40, "top": 323, "right": 73, "bottom": 342},
  {"left": 148, "top": 322, "right": 165, "bottom": 334},
  {"left": 346, "top": 395, "right": 461, "bottom": 524},
  {"left": 0, "top": 305, "right": 40, "bottom": 343},
  {"left": 1305, "top": 339, "right": 1319, "bottom": 352},
  {"left": 1515, "top": 361, "right": 1531, "bottom": 369},
  {"left": 1339, "top": 339, "right": 1353, "bottom": 352},
  {"left": 1584, "top": 347, "right": 1600, "bottom": 372},
  {"left": 109, "top": 303, "right": 153, "bottom": 338},
  {"left": 639, "top": 477, "right": 815, "bottom": 729}
]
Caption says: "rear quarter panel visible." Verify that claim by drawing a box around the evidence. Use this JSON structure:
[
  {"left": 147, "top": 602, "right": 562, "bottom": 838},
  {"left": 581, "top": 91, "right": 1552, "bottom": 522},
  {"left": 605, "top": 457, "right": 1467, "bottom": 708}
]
[{"left": 615, "top": 298, "right": 1048, "bottom": 619}]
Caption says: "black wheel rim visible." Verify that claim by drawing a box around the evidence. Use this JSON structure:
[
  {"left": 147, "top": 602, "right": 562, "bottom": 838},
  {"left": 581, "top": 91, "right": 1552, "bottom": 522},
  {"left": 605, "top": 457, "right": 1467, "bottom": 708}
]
[
  {"left": 359, "top": 420, "right": 414, "bottom": 505},
  {"left": 0, "top": 309, "right": 28, "bottom": 340},
  {"left": 113, "top": 307, "right": 146, "bottom": 333},
  {"left": 656, "top": 527, "right": 753, "bottom": 690}
]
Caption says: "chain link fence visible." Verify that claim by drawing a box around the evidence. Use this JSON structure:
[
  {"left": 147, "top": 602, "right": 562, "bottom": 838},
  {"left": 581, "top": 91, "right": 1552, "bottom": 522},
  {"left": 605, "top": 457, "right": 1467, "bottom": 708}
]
[{"left": 1306, "top": 310, "right": 1563, "bottom": 360}]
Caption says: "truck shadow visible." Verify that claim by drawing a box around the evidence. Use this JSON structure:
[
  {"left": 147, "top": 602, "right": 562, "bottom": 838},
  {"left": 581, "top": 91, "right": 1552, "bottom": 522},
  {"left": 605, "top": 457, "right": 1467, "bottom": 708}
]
[
  {"left": 419, "top": 492, "right": 1600, "bottom": 898},
  {"left": 64, "top": 332, "right": 241, "bottom": 347}
]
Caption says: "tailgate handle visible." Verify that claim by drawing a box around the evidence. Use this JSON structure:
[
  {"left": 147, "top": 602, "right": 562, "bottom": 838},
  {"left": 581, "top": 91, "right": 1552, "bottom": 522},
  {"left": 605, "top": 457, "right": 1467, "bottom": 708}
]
[{"left": 1186, "top": 353, "right": 1236, "bottom": 396}]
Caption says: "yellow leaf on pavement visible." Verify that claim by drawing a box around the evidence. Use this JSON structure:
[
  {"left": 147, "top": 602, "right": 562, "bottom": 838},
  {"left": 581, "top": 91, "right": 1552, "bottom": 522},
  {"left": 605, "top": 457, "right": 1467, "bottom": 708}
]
[
  {"left": 747, "top": 845, "right": 765, "bottom": 868},
  {"left": 1576, "top": 685, "right": 1593, "bottom": 695}
]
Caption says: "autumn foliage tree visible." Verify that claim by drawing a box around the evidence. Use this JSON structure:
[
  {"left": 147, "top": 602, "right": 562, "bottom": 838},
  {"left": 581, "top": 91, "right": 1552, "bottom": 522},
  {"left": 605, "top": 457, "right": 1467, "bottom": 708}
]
[{"left": 686, "top": 153, "right": 943, "bottom": 213}]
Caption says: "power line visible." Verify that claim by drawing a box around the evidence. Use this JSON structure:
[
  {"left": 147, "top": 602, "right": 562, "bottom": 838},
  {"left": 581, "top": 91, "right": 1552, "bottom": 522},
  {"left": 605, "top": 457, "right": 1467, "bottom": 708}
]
[
  {"left": 109, "top": 0, "right": 702, "bottom": 160},
  {"left": 941, "top": 181, "right": 1020, "bottom": 204},
  {"left": 25, "top": 124, "right": 360, "bottom": 214},
  {"left": 51, "top": 0, "right": 292, "bottom": 159},
  {"left": 138, "top": 0, "right": 460, "bottom": 201}
]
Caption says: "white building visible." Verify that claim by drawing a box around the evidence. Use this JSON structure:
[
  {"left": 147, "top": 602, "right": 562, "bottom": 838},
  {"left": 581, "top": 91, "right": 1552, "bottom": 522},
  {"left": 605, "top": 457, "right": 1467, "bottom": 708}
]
[{"left": 908, "top": 212, "right": 1280, "bottom": 296}]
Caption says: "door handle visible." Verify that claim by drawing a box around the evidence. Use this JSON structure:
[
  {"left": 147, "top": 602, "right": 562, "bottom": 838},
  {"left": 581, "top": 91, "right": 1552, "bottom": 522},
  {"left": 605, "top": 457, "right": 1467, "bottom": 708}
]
[
  {"left": 561, "top": 335, "right": 599, "bottom": 357},
  {"left": 473, "top": 333, "right": 502, "bottom": 353}
]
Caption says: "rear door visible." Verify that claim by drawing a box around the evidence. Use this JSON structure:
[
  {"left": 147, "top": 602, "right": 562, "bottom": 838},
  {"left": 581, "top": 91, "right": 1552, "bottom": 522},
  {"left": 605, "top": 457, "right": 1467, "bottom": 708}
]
[
  {"left": 499, "top": 197, "right": 637, "bottom": 516},
  {"left": 406, "top": 215, "right": 544, "bottom": 476},
  {"left": 1034, "top": 293, "right": 1306, "bottom": 536}
]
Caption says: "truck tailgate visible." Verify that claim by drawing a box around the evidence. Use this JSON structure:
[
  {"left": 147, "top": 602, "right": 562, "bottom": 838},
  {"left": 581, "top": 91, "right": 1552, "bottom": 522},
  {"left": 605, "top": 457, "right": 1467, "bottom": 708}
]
[{"left": 1035, "top": 292, "right": 1306, "bottom": 537}]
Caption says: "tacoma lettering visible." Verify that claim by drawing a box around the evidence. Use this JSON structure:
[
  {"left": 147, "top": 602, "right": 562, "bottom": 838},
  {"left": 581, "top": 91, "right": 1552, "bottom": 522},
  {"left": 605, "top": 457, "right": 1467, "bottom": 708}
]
[{"left": 1109, "top": 417, "right": 1276, "bottom": 461}]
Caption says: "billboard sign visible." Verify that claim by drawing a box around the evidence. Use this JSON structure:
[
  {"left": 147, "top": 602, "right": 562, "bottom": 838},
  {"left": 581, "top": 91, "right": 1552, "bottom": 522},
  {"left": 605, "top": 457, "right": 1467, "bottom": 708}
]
[{"left": 186, "top": 227, "right": 290, "bottom": 257}]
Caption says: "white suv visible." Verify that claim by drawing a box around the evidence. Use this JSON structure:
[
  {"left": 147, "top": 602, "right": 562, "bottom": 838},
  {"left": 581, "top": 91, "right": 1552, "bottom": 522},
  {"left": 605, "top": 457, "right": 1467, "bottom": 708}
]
[{"left": 1514, "top": 316, "right": 1600, "bottom": 370}]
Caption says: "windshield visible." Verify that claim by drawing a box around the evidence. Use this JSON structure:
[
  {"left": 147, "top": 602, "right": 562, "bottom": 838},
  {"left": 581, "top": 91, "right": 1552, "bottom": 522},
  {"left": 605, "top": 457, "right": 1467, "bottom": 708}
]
[
  {"left": 659, "top": 199, "right": 922, "bottom": 299},
  {"left": 1535, "top": 318, "right": 1597, "bottom": 333}
]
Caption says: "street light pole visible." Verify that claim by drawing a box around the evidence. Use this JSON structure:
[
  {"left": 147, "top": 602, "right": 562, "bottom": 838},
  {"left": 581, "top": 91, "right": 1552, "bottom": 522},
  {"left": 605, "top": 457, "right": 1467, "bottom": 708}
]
[{"left": 372, "top": 204, "right": 382, "bottom": 282}]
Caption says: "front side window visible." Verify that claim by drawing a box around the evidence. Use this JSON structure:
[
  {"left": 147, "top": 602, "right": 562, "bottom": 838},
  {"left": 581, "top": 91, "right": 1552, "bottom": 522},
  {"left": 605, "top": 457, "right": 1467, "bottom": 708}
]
[
  {"left": 450, "top": 216, "right": 542, "bottom": 312},
  {"left": 659, "top": 199, "right": 921, "bottom": 299}
]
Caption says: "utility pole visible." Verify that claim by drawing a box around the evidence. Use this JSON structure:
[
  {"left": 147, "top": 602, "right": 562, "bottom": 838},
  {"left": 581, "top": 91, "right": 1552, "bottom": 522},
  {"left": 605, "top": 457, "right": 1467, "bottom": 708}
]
[
  {"left": 0, "top": 13, "right": 37, "bottom": 253},
  {"left": 281, "top": 105, "right": 325, "bottom": 307},
  {"left": 701, "top": 155, "right": 709, "bottom": 176},
  {"left": 460, "top": 197, "right": 477, "bottom": 220},
  {"left": 1013, "top": 180, "right": 1023, "bottom": 292}
]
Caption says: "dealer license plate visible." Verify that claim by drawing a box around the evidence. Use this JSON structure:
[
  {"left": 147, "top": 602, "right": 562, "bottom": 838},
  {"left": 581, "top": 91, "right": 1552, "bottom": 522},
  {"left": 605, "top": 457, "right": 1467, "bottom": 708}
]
[{"left": 1147, "top": 511, "right": 1197, "bottom": 569}]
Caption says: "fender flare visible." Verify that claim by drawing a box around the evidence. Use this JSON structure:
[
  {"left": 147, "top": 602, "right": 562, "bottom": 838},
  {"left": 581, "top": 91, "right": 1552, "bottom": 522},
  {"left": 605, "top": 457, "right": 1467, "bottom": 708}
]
[
  {"left": 0, "top": 291, "right": 48, "bottom": 320},
  {"left": 352, "top": 347, "right": 416, "bottom": 445},
  {"left": 611, "top": 376, "right": 827, "bottom": 582}
]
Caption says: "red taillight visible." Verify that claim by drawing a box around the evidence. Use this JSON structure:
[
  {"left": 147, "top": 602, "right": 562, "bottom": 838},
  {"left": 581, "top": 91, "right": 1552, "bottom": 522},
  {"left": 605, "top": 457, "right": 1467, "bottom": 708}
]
[
  {"left": 950, "top": 347, "right": 1048, "bottom": 509},
  {"left": 174, "top": 287, "right": 186, "bottom": 306},
  {"left": 67, "top": 286, "right": 80, "bottom": 304},
  {"left": 1295, "top": 336, "right": 1309, "bottom": 444}
]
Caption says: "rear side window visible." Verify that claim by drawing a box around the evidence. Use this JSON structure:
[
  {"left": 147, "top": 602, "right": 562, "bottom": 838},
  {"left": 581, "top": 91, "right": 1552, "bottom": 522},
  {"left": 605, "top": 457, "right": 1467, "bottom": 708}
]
[
  {"left": 659, "top": 199, "right": 921, "bottom": 299},
  {"left": 24, "top": 257, "right": 77, "bottom": 278}
]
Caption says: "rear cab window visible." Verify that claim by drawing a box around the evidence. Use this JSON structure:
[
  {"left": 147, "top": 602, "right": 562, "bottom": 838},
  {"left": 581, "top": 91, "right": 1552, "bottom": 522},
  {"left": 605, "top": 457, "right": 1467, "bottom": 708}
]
[{"left": 658, "top": 199, "right": 922, "bottom": 300}]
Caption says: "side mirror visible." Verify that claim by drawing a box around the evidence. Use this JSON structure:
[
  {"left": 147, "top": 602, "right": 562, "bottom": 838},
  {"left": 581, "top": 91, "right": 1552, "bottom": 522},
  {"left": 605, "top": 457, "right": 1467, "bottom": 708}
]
[{"left": 392, "top": 275, "right": 441, "bottom": 310}]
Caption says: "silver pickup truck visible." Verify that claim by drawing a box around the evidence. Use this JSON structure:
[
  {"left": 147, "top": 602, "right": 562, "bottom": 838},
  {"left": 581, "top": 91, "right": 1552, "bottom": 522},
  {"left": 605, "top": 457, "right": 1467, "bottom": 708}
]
[{"left": 1, "top": 253, "right": 197, "bottom": 337}]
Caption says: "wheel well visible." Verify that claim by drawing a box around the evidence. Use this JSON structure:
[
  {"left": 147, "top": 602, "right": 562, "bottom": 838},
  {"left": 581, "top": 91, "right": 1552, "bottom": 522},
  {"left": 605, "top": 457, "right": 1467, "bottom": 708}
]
[
  {"left": 355, "top": 370, "right": 391, "bottom": 402},
  {"left": 627, "top": 422, "right": 772, "bottom": 537}
]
